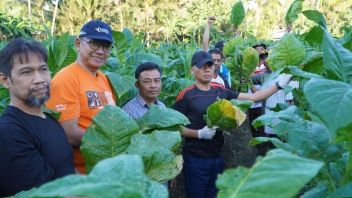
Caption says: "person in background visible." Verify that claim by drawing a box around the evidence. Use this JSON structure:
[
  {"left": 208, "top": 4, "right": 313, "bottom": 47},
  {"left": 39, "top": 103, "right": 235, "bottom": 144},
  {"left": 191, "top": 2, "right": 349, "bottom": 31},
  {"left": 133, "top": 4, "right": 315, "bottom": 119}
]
[
  {"left": 0, "top": 38, "right": 74, "bottom": 197},
  {"left": 173, "top": 51, "right": 292, "bottom": 198},
  {"left": 208, "top": 49, "right": 230, "bottom": 89},
  {"left": 122, "top": 62, "right": 165, "bottom": 119},
  {"left": 46, "top": 20, "right": 116, "bottom": 174},
  {"left": 202, "top": 16, "right": 231, "bottom": 87},
  {"left": 248, "top": 43, "right": 270, "bottom": 155}
]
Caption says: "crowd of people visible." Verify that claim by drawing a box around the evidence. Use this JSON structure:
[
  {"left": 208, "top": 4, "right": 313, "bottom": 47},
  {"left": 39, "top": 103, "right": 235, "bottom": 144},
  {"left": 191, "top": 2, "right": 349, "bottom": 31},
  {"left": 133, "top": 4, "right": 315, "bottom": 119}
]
[{"left": 0, "top": 18, "right": 295, "bottom": 197}]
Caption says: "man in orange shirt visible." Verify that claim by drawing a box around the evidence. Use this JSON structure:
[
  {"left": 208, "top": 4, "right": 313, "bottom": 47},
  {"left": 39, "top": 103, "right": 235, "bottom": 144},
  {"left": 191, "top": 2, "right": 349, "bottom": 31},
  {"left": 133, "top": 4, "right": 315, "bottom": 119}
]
[{"left": 46, "top": 20, "right": 116, "bottom": 173}]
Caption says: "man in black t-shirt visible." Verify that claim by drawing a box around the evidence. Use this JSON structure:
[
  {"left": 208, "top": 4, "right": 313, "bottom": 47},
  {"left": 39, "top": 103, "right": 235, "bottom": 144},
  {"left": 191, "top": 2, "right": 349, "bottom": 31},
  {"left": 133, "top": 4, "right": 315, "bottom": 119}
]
[
  {"left": 0, "top": 38, "right": 74, "bottom": 197},
  {"left": 173, "top": 51, "right": 292, "bottom": 198}
]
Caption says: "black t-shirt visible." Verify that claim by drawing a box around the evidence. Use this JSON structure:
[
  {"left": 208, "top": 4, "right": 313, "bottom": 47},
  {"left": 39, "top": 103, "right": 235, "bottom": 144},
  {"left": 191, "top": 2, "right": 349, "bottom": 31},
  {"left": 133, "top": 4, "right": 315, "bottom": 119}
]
[
  {"left": 0, "top": 106, "right": 74, "bottom": 197},
  {"left": 173, "top": 84, "right": 239, "bottom": 157}
]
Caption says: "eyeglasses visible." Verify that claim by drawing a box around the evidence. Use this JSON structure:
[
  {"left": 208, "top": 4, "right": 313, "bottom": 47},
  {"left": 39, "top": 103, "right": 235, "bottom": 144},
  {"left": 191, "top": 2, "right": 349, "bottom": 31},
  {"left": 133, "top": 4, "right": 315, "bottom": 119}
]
[
  {"left": 213, "top": 59, "right": 223, "bottom": 63},
  {"left": 80, "top": 37, "right": 112, "bottom": 53}
]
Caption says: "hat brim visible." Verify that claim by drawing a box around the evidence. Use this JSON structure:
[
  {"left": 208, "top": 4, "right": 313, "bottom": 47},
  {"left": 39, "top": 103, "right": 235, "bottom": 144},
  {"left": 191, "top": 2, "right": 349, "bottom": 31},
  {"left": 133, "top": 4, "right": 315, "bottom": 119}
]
[
  {"left": 84, "top": 35, "right": 114, "bottom": 43},
  {"left": 193, "top": 59, "right": 214, "bottom": 68}
]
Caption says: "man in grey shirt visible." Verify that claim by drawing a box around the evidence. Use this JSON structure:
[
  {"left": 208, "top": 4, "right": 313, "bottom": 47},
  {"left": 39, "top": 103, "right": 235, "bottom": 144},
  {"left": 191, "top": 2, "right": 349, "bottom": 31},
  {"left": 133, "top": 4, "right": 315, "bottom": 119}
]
[{"left": 123, "top": 62, "right": 165, "bottom": 119}]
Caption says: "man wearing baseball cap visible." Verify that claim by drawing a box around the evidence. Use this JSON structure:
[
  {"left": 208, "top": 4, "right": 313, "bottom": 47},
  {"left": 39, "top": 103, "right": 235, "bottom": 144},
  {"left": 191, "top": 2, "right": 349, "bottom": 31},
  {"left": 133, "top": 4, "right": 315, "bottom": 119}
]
[
  {"left": 173, "top": 51, "right": 293, "bottom": 198},
  {"left": 46, "top": 20, "right": 116, "bottom": 174}
]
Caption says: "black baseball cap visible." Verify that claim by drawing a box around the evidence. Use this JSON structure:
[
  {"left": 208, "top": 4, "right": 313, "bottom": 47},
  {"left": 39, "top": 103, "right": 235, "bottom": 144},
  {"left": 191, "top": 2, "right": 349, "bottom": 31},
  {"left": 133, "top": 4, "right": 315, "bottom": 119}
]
[
  {"left": 79, "top": 20, "right": 114, "bottom": 43},
  {"left": 191, "top": 51, "right": 214, "bottom": 68}
]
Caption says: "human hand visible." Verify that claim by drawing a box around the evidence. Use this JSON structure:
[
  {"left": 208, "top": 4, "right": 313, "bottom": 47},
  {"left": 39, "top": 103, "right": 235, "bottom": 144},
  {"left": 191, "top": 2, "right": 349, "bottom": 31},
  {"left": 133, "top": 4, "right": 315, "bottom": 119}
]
[
  {"left": 277, "top": 74, "right": 293, "bottom": 89},
  {"left": 207, "top": 16, "right": 216, "bottom": 25},
  {"left": 197, "top": 126, "right": 218, "bottom": 139}
]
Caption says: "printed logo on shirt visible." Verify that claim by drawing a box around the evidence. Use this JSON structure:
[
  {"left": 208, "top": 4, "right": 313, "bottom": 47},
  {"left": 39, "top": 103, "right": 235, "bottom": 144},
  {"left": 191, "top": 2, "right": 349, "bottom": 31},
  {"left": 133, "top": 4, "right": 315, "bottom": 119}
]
[
  {"left": 55, "top": 104, "right": 67, "bottom": 111},
  {"left": 86, "top": 91, "right": 115, "bottom": 109}
]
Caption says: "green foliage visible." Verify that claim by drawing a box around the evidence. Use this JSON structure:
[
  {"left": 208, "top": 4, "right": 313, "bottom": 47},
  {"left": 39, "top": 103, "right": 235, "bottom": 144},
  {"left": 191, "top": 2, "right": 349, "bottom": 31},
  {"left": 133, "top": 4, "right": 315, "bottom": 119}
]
[
  {"left": 230, "top": 1, "right": 245, "bottom": 29},
  {"left": 15, "top": 155, "right": 168, "bottom": 198},
  {"left": 267, "top": 33, "right": 306, "bottom": 71},
  {"left": 81, "top": 105, "right": 188, "bottom": 182},
  {"left": 81, "top": 105, "right": 140, "bottom": 172},
  {"left": 302, "top": 10, "right": 327, "bottom": 28},
  {"left": 0, "top": 11, "right": 34, "bottom": 40},
  {"left": 126, "top": 131, "right": 182, "bottom": 183},
  {"left": 285, "top": 0, "right": 303, "bottom": 25},
  {"left": 216, "top": 149, "right": 323, "bottom": 198},
  {"left": 137, "top": 105, "right": 190, "bottom": 133}
]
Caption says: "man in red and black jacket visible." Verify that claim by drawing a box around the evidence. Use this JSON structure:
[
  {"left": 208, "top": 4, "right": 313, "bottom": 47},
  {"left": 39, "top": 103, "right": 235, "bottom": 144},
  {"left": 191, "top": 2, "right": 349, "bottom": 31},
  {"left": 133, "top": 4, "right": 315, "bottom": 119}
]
[{"left": 173, "top": 51, "right": 292, "bottom": 198}]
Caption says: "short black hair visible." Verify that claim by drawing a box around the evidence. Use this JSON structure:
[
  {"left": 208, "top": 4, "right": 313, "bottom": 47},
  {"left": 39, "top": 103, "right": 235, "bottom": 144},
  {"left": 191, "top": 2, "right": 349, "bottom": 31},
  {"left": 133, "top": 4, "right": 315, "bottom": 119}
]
[
  {"left": 0, "top": 38, "right": 48, "bottom": 76},
  {"left": 252, "top": 43, "right": 267, "bottom": 49},
  {"left": 214, "top": 40, "right": 225, "bottom": 51},
  {"left": 135, "top": 62, "right": 162, "bottom": 79},
  {"left": 208, "top": 49, "right": 224, "bottom": 59}
]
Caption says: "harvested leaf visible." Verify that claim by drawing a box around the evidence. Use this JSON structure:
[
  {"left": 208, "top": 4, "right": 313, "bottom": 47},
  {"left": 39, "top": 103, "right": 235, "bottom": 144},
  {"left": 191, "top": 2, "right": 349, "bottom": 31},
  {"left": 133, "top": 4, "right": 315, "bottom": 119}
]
[{"left": 205, "top": 99, "right": 246, "bottom": 131}]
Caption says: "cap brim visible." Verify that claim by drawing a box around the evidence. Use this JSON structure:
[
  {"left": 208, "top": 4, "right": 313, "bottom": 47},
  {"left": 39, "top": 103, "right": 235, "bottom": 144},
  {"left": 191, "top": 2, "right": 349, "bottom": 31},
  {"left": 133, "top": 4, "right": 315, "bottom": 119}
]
[
  {"left": 84, "top": 35, "right": 114, "bottom": 43},
  {"left": 194, "top": 59, "right": 214, "bottom": 68}
]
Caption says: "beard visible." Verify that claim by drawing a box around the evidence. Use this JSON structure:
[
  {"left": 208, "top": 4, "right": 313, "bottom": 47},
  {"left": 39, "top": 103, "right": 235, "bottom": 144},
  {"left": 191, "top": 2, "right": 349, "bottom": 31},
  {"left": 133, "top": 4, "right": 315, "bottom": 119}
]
[{"left": 24, "top": 85, "right": 50, "bottom": 107}]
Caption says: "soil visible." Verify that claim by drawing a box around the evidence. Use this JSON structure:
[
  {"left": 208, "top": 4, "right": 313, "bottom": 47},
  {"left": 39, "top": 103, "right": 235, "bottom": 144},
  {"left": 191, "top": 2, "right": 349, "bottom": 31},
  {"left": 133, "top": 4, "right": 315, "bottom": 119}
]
[{"left": 169, "top": 119, "right": 258, "bottom": 198}]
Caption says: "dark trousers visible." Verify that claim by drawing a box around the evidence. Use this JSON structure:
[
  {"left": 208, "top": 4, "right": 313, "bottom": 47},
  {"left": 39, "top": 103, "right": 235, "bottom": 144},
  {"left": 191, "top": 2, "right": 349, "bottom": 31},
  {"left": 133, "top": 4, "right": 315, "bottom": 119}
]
[
  {"left": 183, "top": 154, "right": 224, "bottom": 198},
  {"left": 248, "top": 107, "right": 269, "bottom": 156}
]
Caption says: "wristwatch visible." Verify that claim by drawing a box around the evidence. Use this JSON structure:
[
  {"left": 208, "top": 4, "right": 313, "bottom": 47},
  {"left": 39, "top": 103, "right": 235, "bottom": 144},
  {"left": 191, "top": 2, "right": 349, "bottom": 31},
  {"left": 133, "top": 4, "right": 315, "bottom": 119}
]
[{"left": 275, "top": 81, "right": 283, "bottom": 90}]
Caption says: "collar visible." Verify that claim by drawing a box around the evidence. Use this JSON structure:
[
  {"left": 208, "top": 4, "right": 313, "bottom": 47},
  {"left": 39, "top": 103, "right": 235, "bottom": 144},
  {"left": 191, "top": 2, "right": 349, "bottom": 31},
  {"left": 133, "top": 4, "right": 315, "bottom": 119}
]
[{"left": 136, "top": 94, "right": 159, "bottom": 108}]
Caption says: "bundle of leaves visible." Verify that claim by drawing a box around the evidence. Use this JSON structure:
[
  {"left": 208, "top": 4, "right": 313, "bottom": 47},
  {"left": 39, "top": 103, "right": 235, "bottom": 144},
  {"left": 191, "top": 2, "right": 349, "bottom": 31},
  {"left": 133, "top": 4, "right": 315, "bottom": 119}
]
[
  {"left": 15, "top": 155, "right": 168, "bottom": 198},
  {"left": 205, "top": 99, "right": 247, "bottom": 131},
  {"left": 81, "top": 105, "right": 189, "bottom": 183}
]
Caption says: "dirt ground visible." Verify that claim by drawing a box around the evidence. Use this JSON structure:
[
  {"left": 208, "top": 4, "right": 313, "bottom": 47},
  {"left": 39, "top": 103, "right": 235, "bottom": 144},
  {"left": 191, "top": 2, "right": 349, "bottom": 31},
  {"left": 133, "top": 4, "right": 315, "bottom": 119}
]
[{"left": 169, "top": 118, "right": 258, "bottom": 198}]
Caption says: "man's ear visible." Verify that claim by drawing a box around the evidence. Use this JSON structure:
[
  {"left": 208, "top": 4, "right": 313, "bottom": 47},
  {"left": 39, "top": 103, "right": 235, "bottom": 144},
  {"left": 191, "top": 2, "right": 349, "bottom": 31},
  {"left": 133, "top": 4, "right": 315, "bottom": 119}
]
[
  {"left": 190, "top": 67, "right": 195, "bottom": 76},
  {"left": 75, "top": 37, "right": 81, "bottom": 51},
  {"left": 0, "top": 73, "right": 9, "bottom": 88},
  {"left": 135, "top": 80, "right": 139, "bottom": 89}
]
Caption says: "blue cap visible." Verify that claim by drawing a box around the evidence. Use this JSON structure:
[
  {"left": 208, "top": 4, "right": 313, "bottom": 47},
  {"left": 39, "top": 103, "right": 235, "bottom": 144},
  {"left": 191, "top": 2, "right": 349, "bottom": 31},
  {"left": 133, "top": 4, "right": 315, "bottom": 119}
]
[
  {"left": 191, "top": 51, "right": 214, "bottom": 68},
  {"left": 79, "top": 20, "right": 114, "bottom": 43}
]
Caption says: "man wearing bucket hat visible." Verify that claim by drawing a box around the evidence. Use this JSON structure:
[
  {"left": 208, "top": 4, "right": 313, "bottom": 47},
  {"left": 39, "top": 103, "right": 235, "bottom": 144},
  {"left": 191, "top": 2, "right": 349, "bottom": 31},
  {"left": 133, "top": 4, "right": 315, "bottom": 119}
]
[
  {"left": 173, "top": 51, "right": 293, "bottom": 198},
  {"left": 46, "top": 20, "right": 116, "bottom": 174}
]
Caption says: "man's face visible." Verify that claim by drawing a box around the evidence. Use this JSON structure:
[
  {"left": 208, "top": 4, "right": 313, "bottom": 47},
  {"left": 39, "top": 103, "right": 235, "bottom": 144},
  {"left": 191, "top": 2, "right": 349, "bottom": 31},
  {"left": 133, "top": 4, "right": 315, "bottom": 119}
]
[
  {"left": 76, "top": 37, "right": 112, "bottom": 72},
  {"left": 255, "top": 46, "right": 266, "bottom": 55},
  {"left": 136, "top": 69, "right": 162, "bottom": 102},
  {"left": 191, "top": 63, "right": 214, "bottom": 84},
  {"left": 211, "top": 53, "right": 223, "bottom": 71},
  {"left": 3, "top": 52, "right": 51, "bottom": 107}
]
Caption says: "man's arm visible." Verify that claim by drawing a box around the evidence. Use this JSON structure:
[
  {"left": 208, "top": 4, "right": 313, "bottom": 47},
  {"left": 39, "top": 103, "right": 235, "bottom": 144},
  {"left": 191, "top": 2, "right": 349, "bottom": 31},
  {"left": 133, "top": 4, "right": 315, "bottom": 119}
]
[
  {"left": 238, "top": 74, "right": 293, "bottom": 102},
  {"left": 60, "top": 118, "right": 85, "bottom": 147},
  {"left": 238, "top": 85, "right": 278, "bottom": 102},
  {"left": 180, "top": 126, "right": 199, "bottom": 138},
  {"left": 202, "top": 16, "right": 216, "bottom": 51}
]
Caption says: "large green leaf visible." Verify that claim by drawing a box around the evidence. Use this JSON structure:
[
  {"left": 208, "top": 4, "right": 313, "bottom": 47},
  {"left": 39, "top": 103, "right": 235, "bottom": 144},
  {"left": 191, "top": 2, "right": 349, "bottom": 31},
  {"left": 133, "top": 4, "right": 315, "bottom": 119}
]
[
  {"left": 230, "top": 1, "right": 245, "bottom": 28},
  {"left": 322, "top": 28, "right": 352, "bottom": 83},
  {"left": 15, "top": 155, "right": 168, "bottom": 198},
  {"left": 126, "top": 131, "right": 182, "bottom": 183},
  {"left": 302, "top": 10, "right": 327, "bottom": 28},
  {"left": 304, "top": 78, "right": 352, "bottom": 141},
  {"left": 287, "top": 66, "right": 323, "bottom": 79},
  {"left": 216, "top": 149, "right": 323, "bottom": 198},
  {"left": 303, "top": 26, "right": 324, "bottom": 45},
  {"left": 285, "top": 0, "right": 303, "bottom": 24},
  {"left": 137, "top": 105, "right": 190, "bottom": 133},
  {"left": 300, "top": 51, "right": 324, "bottom": 74},
  {"left": 267, "top": 33, "right": 306, "bottom": 71},
  {"left": 81, "top": 105, "right": 140, "bottom": 172},
  {"left": 105, "top": 71, "right": 135, "bottom": 98},
  {"left": 328, "top": 182, "right": 352, "bottom": 198}
]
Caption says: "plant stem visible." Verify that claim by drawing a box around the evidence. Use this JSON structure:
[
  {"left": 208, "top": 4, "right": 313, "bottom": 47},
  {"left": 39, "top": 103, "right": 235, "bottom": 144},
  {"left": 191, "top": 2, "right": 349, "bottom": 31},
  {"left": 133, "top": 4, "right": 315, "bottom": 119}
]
[{"left": 340, "top": 144, "right": 352, "bottom": 185}]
